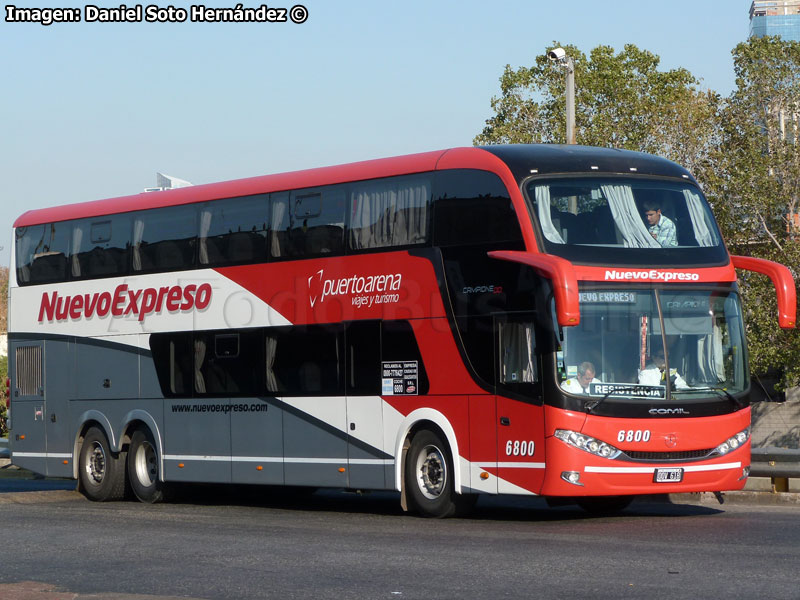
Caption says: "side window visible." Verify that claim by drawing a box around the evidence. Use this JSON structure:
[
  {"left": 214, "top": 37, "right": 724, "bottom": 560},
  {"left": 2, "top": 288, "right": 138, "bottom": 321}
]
[
  {"left": 132, "top": 206, "right": 197, "bottom": 273},
  {"left": 499, "top": 320, "right": 537, "bottom": 384},
  {"left": 348, "top": 175, "right": 431, "bottom": 250},
  {"left": 381, "top": 321, "right": 429, "bottom": 395},
  {"left": 433, "top": 170, "right": 523, "bottom": 247},
  {"left": 267, "top": 325, "right": 344, "bottom": 395},
  {"left": 16, "top": 223, "right": 70, "bottom": 285},
  {"left": 70, "top": 216, "right": 130, "bottom": 279},
  {"left": 497, "top": 315, "right": 539, "bottom": 401},
  {"left": 194, "top": 330, "right": 263, "bottom": 396},
  {"left": 149, "top": 332, "right": 193, "bottom": 397},
  {"left": 198, "top": 195, "right": 269, "bottom": 267},
  {"left": 346, "top": 321, "right": 382, "bottom": 395},
  {"left": 269, "top": 187, "right": 346, "bottom": 259}
]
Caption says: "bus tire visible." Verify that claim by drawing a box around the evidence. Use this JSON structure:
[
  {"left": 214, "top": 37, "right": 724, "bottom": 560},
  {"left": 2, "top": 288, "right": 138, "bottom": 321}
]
[
  {"left": 576, "top": 495, "right": 634, "bottom": 515},
  {"left": 405, "top": 429, "right": 471, "bottom": 518},
  {"left": 128, "top": 429, "right": 168, "bottom": 503},
  {"left": 78, "top": 426, "right": 127, "bottom": 502}
]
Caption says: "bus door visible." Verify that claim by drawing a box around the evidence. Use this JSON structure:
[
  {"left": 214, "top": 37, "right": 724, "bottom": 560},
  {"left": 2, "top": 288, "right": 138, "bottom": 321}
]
[
  {"left": 280, "top": 325, "right": 349, "bottom": 488},
  {"left": 495, "top": 316, "right": 547, "bottom": 495},
  {"left": 345, "top": 321, "right": 387, "bottom": 490},
  {"left": 9, "top": 342, "right": 47, "bottom": 475}
]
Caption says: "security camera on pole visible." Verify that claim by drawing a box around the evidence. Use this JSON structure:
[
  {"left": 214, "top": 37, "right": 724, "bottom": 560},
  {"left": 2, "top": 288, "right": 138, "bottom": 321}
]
[{"left": 547, "top": 47, "right": 576, "bottom": 145}]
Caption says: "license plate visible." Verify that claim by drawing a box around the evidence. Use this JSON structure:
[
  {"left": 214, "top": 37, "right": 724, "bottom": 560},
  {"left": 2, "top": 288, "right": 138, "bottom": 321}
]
[{"left": 654, "top": 468, "right": 684, "bottom": 483}]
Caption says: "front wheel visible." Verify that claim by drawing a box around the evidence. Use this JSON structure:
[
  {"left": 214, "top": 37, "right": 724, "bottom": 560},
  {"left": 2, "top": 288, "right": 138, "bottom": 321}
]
[
  {"left": 576, "top": 495, "right": 634, "bottom": 515},
  {"left": 128, "top": 429, "right": 168, "bottom": 503},
  {"left": 78, "top": 426, "right": 126, "bottom": 502},
  {"left": 404, "top": 429, "right": 473, "bottom": 518}
]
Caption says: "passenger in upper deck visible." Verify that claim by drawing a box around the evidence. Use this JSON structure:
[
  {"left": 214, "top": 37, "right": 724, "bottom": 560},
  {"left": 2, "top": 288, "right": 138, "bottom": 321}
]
[
  {"left": 561, "top": 361, "right": 601, "bottom": 394},
  {"left": 642, "top": 200, "right": 678, "bottom": 247}
]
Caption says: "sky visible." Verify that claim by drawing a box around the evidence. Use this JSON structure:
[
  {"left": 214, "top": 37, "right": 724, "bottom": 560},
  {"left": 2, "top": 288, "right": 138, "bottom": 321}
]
[{"left": 1, "top": 0, "right": 753, "bottom": 267}]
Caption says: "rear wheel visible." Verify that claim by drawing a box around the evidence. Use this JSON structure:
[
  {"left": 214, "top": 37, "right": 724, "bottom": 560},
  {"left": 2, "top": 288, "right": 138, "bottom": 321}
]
[
  {"left": 128, "top": 429, "right": 168, "bottom": 503},
  {"left": 78, "top": 426, "right": 126, "bottom": 502},
  {"left": 404, "top": 429, "right": 473, "bottom": 518}
]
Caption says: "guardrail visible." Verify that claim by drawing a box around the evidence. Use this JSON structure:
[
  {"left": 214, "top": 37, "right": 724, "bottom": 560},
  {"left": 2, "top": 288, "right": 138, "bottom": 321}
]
[{"left": 750, "top": 447, "right": 800, "bottom": 493}]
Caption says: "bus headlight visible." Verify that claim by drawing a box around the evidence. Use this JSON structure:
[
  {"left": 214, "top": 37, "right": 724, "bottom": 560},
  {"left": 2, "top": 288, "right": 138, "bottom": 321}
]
[
  {"left": 714, "top": 427, "right": 750, "bottom": 456},
  {"left": 554, "top": 429, "right": 621, "bottom": 460}
]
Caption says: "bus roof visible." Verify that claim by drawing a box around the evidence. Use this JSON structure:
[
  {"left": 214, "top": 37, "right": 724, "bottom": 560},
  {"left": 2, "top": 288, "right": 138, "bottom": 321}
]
[
  {"left": 480, "top": 144, "right": 696, "bottom": 183},
  {"left": 13, "top": 144, "right": 696, "bottom": 228}
]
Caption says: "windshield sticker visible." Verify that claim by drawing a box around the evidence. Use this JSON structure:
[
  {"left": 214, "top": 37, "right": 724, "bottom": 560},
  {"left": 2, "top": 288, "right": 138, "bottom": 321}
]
[{"left": 589, "top": 382, "right": 666, "bottom": 399}]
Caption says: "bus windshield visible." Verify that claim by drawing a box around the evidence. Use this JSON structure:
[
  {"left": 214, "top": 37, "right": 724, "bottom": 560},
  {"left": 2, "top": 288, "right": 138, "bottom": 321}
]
[
  {"left": 527, "top": 177, "right": 722, "bottom": 251},
  {"left": 557, "top": 288, "right": 748, "bottom": 400}
]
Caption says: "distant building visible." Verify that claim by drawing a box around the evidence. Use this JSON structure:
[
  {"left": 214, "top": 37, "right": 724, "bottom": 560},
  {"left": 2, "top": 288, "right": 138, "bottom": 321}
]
[{"left": 750, "top": 0, "right": 800, "bottom": 40}]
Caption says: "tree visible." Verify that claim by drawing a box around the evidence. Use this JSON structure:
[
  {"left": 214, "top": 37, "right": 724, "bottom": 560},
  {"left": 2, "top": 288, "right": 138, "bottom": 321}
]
[
  {"left": 703, "top": 35, "right": 800, "bottom": 388},
  {"left": 475, "top": 43, "right": 719, "bottom": 174}
]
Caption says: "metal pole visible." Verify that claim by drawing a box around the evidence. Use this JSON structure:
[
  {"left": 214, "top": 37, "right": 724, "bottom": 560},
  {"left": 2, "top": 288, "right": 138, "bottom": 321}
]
[{"left": 565, "top": 57, "right": 576, "bottom": 144}]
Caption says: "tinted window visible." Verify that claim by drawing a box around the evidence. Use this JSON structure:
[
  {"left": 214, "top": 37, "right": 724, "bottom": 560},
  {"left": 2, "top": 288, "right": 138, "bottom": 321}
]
[
  {"left": 433, "top": 170, "right": 522, "bottom": 247},
  {"left": 270, "top": 187, "right": 346, "bottom": 259},
  {"left": 499, "top": 318, "right": 538, "bottom": 385},
  {"left": 132, "top": 206, "right": 196, "bottom": 273},
  {"left": 382, "top": 320, "right": 429, "bottom": 394},
  {"left": 16, "top": 223, "right": 70, "bottom": 285},
  {"left": 267, "top": 325, "right": 344, "bottom": 395},
  {"left": 198, "top": 195, "right": 268, "bottom": 267},
  {"left": 70, "top": 216, "right": 130, "bottom": 279},
  {"left": 150, "top": 332, "right": 193, "bottom": 397},
  {"left": 195, "top": 330, "right": 263, "bottom": 395},
  {"left": 346, "top": 321, "right": 382, "bottom": 395},
  {"left": 348, "top": 175, "right": 431, "bottom": 250}
]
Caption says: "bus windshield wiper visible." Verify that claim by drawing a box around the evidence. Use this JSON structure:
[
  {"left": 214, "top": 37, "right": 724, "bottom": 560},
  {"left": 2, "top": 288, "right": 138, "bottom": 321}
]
[
  {"left": 585, "top": 389, "right": 616, "bottom": 414},
  {"left": 683, "top": 386, "right": 746, "bottom": 409}
]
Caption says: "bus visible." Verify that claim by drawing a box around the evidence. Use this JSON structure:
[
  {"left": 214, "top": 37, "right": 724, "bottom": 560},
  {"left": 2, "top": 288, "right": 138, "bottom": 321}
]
[{"left": 8, "top": 144, "right": 796, "bottom": 517}]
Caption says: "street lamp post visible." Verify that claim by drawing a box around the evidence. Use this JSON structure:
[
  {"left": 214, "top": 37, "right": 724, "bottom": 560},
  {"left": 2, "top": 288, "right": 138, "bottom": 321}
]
[{"left": 548, "top": 47, "right": 576, "bottom": 145}]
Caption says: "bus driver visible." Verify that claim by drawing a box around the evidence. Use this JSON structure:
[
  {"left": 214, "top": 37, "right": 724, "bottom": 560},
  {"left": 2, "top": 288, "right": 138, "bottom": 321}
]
[{"left": 561, "top": 361, "right": 601, "bottom": 394}]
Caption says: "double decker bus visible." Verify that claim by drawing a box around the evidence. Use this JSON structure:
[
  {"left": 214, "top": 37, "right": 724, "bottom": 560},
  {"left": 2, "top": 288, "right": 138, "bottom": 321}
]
[{"left": 8, "top": 145, "right": 796, "bottom": 516}]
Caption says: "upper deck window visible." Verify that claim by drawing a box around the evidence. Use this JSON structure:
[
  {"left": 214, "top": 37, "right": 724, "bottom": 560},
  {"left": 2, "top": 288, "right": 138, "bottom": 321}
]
[
  {"left": 16, "top": 223, "right": 70, "bottom": 285},
  {"left": 526, "top": 177, "right": 726, "bottom": 265},
  {"left": 198, "top": 194, "right": 268, "bottom": 266},
  {"left": 349, "top": 175, "right": 431, "bottom": 250}
]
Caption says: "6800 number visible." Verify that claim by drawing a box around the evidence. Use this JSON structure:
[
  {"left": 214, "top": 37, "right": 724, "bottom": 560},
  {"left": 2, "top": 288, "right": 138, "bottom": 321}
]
[
  {"left": 617, "top": 429, "right": 651, "bottom": 443},
  {"left": 505, "top": 440, "right": 535, "bottom": 456}
]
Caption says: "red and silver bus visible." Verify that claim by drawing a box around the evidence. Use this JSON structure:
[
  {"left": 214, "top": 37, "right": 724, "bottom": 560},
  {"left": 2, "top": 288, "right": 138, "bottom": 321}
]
[{"left": 8, "top": 145, "right": 796, "bottom": 516}]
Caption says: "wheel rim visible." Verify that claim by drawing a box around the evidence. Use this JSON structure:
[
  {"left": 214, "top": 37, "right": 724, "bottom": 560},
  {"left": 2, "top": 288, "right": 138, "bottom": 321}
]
[
  {"left": 415, "top": 444, "right": 447, "bottom": 500},
  {"left": 133, "top": 439, "right": 158, "bottom": 488},
  {"left": 85, "top": 441, "right": 106, "bottom": 485}
]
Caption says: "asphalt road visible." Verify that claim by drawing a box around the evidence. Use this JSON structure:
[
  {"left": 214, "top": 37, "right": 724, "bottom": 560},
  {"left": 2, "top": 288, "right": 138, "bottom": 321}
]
[{"left": 0, "top": 480, "right": 798, "bottom": 600}]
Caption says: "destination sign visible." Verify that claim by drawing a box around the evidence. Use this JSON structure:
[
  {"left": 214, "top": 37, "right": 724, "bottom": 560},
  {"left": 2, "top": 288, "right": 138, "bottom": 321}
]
[{"left": 579, "top": 291, "right": 637, "bottom": 304}]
